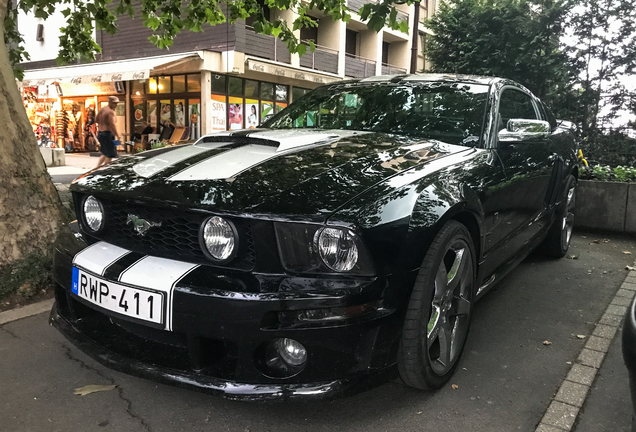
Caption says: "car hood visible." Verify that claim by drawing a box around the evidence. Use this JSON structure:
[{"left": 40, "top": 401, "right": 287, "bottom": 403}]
[{"left": 71, "top": 129, "right": 469, "bottom": 220}]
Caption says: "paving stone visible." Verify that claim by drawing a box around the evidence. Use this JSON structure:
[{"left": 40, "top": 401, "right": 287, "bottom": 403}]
[
  {"left": 592, "top": 324, "right": 618, "bottom": 339},
  {"left": 541, "top": 401, "right": 579, "bottom": 430},
  {"left": 599, "top": 312, "right": 623, "bottom": 327},
  {"left": 535, "top": 424, "right": 568, "bottom": 432},
  {"left": 622, "top": 281, "right": 636, "bottom": 292},
  {"left": 578, "top": 348, "right": 605, "bottom": 369},
  {"left": 616, "top": 289, "right": 636, "bottom": 298},
  {"left": 566, "top": 364, "right": 598, "bottom": 386},
  {"left": 606, "top": 304, "right": 628, "bottom": 317},
  {"left": 555, "top": 380, "right": 589, "bottom": 408},
  {"left": 585, "top": 335, "right": 612, "bottom": 353},
  {"left": 611, "top": 296, "right": 632, "bottom": 307}
]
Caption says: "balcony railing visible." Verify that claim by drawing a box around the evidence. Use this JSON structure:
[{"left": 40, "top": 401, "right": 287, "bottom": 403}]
[
  {"left": 244, "top": 26, "right": 291, "bottom": 64},
  {"left": 299, "top": 42, "right": 339, "bottom": 75},
  {"left": 381, "top": 63, "right": 407, "bottom": 75},
  {"left": 345, "top": 53, "right": 377, "bottom": 78}
]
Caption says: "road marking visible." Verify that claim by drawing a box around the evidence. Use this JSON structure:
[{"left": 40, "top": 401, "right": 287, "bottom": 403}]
[
  {"left": 0, "top": 298, "right": 55, "bottom": 326},
  {"left": 535, "top": 268, "right": 636, "bottom": 432}
]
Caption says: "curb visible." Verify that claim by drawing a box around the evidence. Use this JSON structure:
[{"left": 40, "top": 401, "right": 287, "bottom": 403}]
[
  {"left": 0, "top": 298, "right": 55, "bottom": 326},
  {"left": 535, "top": 266, "right": 636, "bottom": 432}
]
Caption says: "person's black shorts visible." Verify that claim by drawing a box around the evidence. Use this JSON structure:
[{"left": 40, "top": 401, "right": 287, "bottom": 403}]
[{"left": 97, "top": 131, "right": 117, "bottom": 158}]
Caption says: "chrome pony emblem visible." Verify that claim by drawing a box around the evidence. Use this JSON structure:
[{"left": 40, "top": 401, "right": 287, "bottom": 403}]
[{"left": 126, "top": 214, "right": 161, "bottom": 236}]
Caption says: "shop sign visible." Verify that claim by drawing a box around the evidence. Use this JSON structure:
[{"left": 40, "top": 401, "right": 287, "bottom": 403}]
[
  {"left": 246, "top": 59, "right": 339, "bottom": 84},
  {"left": 57, "top": 81, "right": 126, "bottom": 97}
]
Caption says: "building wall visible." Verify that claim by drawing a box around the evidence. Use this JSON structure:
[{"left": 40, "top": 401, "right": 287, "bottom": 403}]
[
  {"left": 99, "top": 3, "right": 235, "bottom": 61},
  {"left": 18, "top": 10, "right": 66, "bottom": 62}
]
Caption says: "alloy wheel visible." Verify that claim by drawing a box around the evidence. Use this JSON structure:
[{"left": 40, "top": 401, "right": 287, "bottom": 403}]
[
  {"left": 561, "top": 183, "right": 576, "bottom": 251},
  {"left": 425, "top": 240, "right": 473, "bottom": 375}
]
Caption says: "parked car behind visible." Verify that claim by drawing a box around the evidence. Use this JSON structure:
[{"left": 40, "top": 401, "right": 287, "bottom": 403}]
[{"left": 51, "top": 74, "right": 578, "bottom": 400}]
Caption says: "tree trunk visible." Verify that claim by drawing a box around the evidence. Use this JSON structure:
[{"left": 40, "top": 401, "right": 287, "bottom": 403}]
[{"left": 0, "top": 0, "right": 65, "bottom": 268}]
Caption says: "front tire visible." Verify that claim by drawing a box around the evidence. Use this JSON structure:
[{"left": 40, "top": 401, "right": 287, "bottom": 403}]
[
  {"left": 542, "top": 174, "right": 576, "bottom": 258},
  {"left": 398, "top": 220, "right": 475, "bottom": 390}
]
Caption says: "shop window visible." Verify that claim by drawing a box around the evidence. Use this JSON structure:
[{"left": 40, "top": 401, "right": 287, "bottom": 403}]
[
  {"left": 174, "top": 99, "right": 186, "bottom": 127},
  {"left": 292, "top": 87, "right": 309, "bottom": 102},
  {"left": 261, "top": 82, "right": 274, "bottom": 101},
  {"left": 147, "top": 101, "right": 158, "bottom": 131},
  {"left": 173, "top": 75, "right": 186, "bottom": 93},
  {"left": 229, "top": 77, "right": 243, "bottom": 97},
  {"left": 189, "top": 99, "right": 201, "bottom": 139},
  {"left": 148, "top": 78, "right": 158, "bottom": 94},
  {"left": 261, "top": 101, "right": 274, "bottom": 119},
  {"left": 188, "top": 74, "right": 201, "bottom": 92},
  {"left": 211, "top": 74, "right": 226, "bottom": 94},
  {"left": 275, "top": 84, "right": 288, "bottom": 102},
  {"left": 245, "top": 80, "right": 259, "bottom": 98},
  {"left": 158, "top": 76, "right": 171, "bottom": 93},
  {"left": 160, "top": 100, "right": 172, "bottom": 126},
  {"left": 132, "top": 80, "right": 146, "bottom": 96}
]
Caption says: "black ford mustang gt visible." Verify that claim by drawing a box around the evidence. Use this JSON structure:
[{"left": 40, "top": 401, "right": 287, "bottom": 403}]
[{"left": 51, "top": 74, "right": 578, "bottom": 400}]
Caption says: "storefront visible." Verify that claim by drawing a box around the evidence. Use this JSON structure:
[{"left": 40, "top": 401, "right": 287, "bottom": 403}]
[{"left": 21, "top": 81, "right": 125, "bottom": 151}]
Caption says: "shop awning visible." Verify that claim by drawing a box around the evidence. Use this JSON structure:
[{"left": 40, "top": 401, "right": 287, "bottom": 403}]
[{"left": 20, "top": 52, "right": 203, "bottom": 87}]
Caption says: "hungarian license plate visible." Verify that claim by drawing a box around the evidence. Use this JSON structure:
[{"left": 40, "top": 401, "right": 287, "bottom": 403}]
[{"left": 71, "top": 267, "right": 165, "bottom": 325}]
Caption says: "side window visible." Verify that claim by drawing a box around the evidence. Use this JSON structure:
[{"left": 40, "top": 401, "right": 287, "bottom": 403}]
[{"left": 497, "top": 89, "right": 538, "bottom": 131}]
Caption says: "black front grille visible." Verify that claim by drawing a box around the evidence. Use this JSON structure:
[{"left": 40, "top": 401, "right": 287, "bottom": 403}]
[{"left": 79, "top": 195, "right": 255, "bottom": 271}]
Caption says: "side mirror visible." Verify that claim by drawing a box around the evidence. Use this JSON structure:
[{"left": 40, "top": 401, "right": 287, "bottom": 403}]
[{"left": 498, "top": 119, "right": 550, "bottom": 143}]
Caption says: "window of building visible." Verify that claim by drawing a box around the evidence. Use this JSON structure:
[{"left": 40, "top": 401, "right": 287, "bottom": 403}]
[
  {"left": 246, "top": 0, "right": 271, "bottom": 26},
  {"left": 229, "top": 77, "right": 243, "bottom": 96},
  {"left": 292, "top": 87, "right": 309, "bottom": 102},
  {"left": 300, "top": 26, "right": 318, "bottom": 43},
  {"left": 187, "top": 74, "right": 201, "bottom": 93},
  {"left": 211, "top": 74, "right": 226, "bottom": 94},
  {"left": 346, "top": 30, "right": 357, "bottom": 55},
  {"left": 172, "top": 75, "right": 186, "bottom": 93},
  {"left": 158, "top": 76, "right": 171, "bottom": 93},
  {"left": 148, "top": 77, "right": 158, "bottom": 94},
  {"left": 261, "top": 82, "right": 274, "bottom": 101},
  {"left": 132, "top": 80, "right": 146, "bottom": 96},
  {"left": 245, "top": 80, "right": 259, "bottom": 98},
  {"left": 275, "top": 85, "right": 288, "bottom": 102},
  {"left": 382, "top": 42, "right": 390, "bottom": 65}
]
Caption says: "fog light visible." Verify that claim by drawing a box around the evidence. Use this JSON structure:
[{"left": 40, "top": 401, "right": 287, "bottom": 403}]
[{"left": 275, "top": 338, "right": 307, "bottom": 366}]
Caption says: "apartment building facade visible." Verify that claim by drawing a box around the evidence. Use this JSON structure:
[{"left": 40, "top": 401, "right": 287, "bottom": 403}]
[{"left": 19, "top": 1, "right": 437, "bottom": 149}]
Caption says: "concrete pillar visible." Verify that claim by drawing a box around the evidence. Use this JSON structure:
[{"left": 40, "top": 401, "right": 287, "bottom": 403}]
[
  {"left": 359, "top": 30, "right": 380, "bottom": 76},
  {"left": 338, "top": 21, "right": 347, "bottom": 76},
  {"left": 201, "top": 70, "right": 212, "bottom": 135},
  {"left": 277, "top": 9, "right": 300, "bottom": 67}
]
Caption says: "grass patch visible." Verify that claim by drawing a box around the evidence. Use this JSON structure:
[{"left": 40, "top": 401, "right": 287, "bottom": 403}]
[{"left": 0, "top": 252, "right": 53, "bottom": 300}]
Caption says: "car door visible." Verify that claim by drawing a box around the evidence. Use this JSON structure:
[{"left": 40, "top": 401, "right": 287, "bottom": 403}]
[{"left": 493, "top": 87, "right": 556, "bottom": 256}]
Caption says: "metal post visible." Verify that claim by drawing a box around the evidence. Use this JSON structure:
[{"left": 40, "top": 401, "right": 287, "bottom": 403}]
[{"left": 410, "top": 1, "right": 421, "bottom": 74}]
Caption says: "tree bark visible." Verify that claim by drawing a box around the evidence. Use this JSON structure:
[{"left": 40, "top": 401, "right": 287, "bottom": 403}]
[{"left": 0, "top": 0, "right": 65, "bottom": 267}]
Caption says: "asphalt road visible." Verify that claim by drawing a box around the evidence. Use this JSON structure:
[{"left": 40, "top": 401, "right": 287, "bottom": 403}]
[{"left": 1, "top": 232, "right": 635, "bottom": 432}]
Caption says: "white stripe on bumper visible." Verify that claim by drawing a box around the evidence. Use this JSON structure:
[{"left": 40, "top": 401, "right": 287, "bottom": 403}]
[
  {"left": 72, "top": 241, "right": 131, "bottom": 276},
  {"left": 119, "top": 256, "right": 198, "bottom": 331}
]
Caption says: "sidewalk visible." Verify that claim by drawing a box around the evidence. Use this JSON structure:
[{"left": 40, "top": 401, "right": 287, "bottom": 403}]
[{"left": 48, "top": 153, "right": 95, "bottom": 216}]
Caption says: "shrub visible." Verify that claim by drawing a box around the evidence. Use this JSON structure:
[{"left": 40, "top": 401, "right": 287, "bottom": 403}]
[{"left": 0, "top": 252, "right": 53, "bottom": 299}]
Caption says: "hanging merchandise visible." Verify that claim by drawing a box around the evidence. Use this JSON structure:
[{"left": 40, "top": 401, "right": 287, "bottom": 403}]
[{"left": 55, "top": 110, "right": 68, "bottom": 149}]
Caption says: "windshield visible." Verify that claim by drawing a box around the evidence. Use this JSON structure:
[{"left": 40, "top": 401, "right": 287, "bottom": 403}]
[{"left": 262, "top": 82, "right": 490, "bottom": 146}]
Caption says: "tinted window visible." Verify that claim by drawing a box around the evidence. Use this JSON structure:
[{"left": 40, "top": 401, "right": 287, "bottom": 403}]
[
  {"left": 263, "top": 83, "right": 489, "bottom": 146},
  {"left": 498, "top": 89, "right": 537, "bottom": 124}
]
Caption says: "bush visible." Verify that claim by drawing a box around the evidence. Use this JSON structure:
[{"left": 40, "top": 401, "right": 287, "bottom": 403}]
[
  {"left": 0, "top": 252, "right": 53, "bottom": 299},
  {"left": 580, "top": 165, "right": 636, "bottom": 182}
]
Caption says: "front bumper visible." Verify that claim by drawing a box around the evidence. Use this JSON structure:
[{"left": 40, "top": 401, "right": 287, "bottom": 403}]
[{"left": 52, "top": 226, "right": 415, "bottom": 400}]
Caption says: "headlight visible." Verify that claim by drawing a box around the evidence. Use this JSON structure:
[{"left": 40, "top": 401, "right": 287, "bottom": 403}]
[
  {"left": 200, "top": 216, "right": 237, "bottom": 261},
  {"left": 83, "top": 196, "right": 104, "bottom": 232},
  {"left": 315, "top": 227, "right": 359, "bottom": 272}
]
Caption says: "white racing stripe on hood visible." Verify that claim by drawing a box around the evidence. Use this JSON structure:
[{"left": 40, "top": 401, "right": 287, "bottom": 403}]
[
  {"left": 168, "top": 144, "right": 278, "bottom": 181},
  {"left": 132, "top": 142, "right": 230, "bottom": 178},
  {"left": 167, "top": 129, "right": 372, "bottom": 181}
]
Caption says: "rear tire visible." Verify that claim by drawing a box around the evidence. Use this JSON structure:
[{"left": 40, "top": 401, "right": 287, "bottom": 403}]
[
  {"left": 542, "top": 175, "right": 576, "bottom": 258},
  {"left": 398, "top": 220, "right": 475, "bottom": 390}
]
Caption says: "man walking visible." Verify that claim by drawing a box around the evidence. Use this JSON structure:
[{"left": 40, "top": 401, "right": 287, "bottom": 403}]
[{"left": 95, "top": 95, "right": 120, "bottom": 168}]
